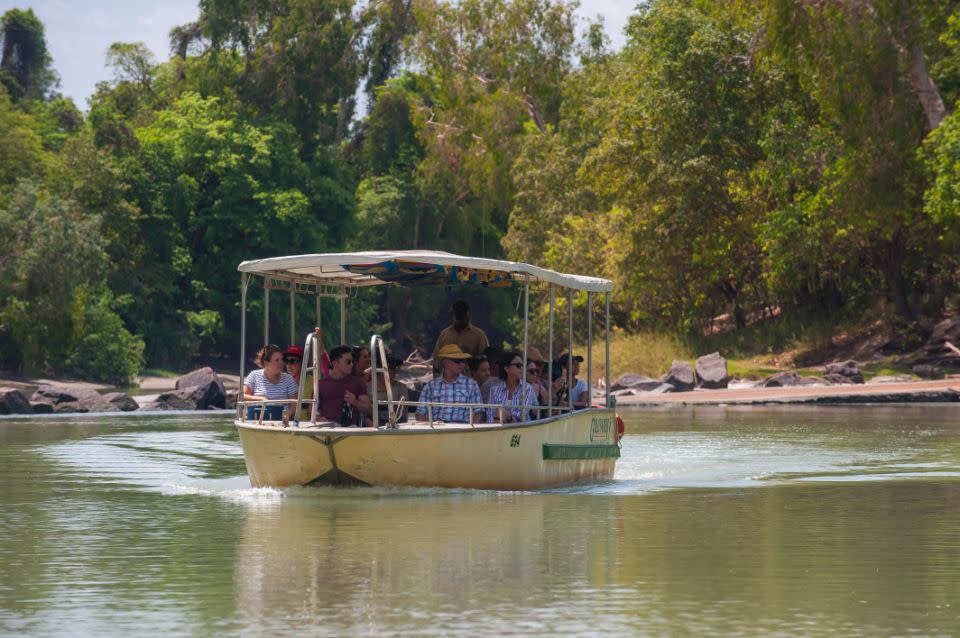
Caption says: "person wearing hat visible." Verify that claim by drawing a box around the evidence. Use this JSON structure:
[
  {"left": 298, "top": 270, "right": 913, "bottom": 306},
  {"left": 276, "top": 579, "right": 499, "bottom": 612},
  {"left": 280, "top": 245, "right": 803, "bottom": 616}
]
[
  {"left": 416, "top": 344, "right": 484, "bottom": 423},
  {"left": 364, "top": 350, "right": 409, "bottom": 425},
  {"left": 554, "top": 352, "right": 588, "bottom": 409},
  {"left": 431, "top": 299, "right": 490, "bottom": 361}
]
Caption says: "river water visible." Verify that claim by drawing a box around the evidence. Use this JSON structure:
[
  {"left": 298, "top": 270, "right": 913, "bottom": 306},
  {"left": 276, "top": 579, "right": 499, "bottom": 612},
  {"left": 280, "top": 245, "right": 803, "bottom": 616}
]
[{"left": 1, "top": 405, "right": 958, "bottom": 636}]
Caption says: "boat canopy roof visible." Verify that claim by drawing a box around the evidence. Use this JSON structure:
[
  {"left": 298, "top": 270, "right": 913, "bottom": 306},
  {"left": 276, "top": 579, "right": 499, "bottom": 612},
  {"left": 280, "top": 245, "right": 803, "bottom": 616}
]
[{"left": 238, "top": 250, "right": 612, "bottom": 293}]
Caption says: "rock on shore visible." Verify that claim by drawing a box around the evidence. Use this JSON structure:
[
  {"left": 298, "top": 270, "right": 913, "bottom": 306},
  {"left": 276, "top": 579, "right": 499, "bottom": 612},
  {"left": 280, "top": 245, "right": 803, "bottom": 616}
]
[
  {"left": 142, "top": 367, "right": 227, "bottom": 410},
  {"left": 30, "top": 385, "right": 138, "bottom": 413},
  {"left": 0, "top": 388, "right": 33, "bottom": 414},
  {"left": 695, "top": 352, "right": 729, "bottom": 389}
]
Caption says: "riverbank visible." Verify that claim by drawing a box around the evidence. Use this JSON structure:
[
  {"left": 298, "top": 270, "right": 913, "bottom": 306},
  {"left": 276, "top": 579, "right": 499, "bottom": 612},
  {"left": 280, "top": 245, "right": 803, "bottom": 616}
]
[
  {"left": 0, "top": 371, "right": 242, "bottom": 409},
  {"left": 613, "top": 378, "right": 960, "bottom": 406}
]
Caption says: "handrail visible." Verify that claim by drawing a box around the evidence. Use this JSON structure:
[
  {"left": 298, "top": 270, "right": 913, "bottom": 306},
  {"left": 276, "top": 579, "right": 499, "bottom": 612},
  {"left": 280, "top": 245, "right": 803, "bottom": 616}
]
[
  {"left": 369, "top": 334, "right": 396, "bottom": 429},
  {"left": 293, "top": 330, "right": 321, "bottom": 426}
]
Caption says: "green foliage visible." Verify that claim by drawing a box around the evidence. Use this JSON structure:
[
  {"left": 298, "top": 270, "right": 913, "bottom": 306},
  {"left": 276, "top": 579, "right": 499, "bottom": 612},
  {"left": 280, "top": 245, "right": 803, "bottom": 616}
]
[
  {"left": 0, "top": 8, "right": 58, "bottom": 102},
  {"left": 59, "top": 288, "right": 145, "bottom": 385},
  {"left": 0, "top": 181, "right": 106, "bottom": 373}
]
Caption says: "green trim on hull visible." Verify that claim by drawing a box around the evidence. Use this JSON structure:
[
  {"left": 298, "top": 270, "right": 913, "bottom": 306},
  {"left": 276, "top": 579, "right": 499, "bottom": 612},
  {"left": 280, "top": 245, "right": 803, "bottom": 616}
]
[{"left": 542, "top": 444, "right": 621, "bottom": 460}]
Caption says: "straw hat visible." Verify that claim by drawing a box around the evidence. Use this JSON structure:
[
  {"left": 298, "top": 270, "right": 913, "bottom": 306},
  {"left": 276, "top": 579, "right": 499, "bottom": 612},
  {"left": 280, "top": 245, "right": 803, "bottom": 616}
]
[
  {"left": 525, "top": 346, "right": 547, "bottom": 364},
  {"left": 436, "top": 344, "right": 472, "bottom": 360}
]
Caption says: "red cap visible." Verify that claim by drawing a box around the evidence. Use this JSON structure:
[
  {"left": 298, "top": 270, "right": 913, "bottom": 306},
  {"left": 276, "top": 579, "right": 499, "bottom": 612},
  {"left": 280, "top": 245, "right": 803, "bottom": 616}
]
[{"left": 285, "top": 346, "right": 304, "bottom": 358}]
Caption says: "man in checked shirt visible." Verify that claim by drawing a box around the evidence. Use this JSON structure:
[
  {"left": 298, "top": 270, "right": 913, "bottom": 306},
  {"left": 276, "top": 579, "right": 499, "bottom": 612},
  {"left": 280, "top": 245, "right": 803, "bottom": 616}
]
[{"left": 416, "top": 344, "right": 485, "bottom": 424}]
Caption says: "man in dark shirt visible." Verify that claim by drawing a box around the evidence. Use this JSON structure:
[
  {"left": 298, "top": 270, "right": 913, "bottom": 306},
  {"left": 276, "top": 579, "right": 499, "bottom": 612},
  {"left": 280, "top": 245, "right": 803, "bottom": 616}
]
[{"left": 315, "top": 345, "right": 371, "bottom": 425}]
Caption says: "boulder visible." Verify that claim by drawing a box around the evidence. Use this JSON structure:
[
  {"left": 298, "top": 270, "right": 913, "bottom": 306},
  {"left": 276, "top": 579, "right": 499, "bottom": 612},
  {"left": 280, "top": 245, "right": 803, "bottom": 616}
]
[
  {"left": 30, "top": 385, "right": 117, "bottom": 413},
  {"left": 175, "top": 367, "right": 226, "bottom": 408},
  {"left": 30, "top": 402, "right": 54, "bottom": 414},
  {"left": 695, "top": 352, "right": 729, "bottom": 389},
  {"left": 823, "top": 360, "right": 864, "bottom": 384},
  {"left": 660, "top": 360, "right": 695, "bottom": 392},
  {"left": 0, "top": 388, "right": 33, "bottom": 414},
  {"left": 611, "top": 373, "right": 663, "bottom": 392},
  {"left": 823, "top": 373, "right": 856, "bottom": 385},
  {"left": 760, "top": 371, "right": 825, "bottom": 387},
  {"left": 101, "top": 392, "right": 139, "bottom": 412},
  {"left": 143, "top": 382, "right": 224, "bottom": 411},
  {"left": 912, "top": 364, "right": 942, "bottom": 379}
]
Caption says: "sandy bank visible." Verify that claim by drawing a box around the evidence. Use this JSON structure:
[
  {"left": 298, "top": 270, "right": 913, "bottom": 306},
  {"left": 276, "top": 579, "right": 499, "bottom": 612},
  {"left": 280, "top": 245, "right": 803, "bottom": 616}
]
[{"left": 613, "top": 379, "right": 960, "bottom": 406}]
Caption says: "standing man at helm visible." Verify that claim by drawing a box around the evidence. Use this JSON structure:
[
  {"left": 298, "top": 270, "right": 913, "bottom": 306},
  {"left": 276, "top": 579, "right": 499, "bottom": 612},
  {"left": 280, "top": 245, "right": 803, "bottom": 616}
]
[{"left": 431, "top": 299, "right": 490, "bottom": 360}]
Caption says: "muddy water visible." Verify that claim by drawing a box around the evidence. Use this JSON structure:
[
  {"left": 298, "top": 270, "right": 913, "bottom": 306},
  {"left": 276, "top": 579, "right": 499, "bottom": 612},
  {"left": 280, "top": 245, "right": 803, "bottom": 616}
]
[{"left": 1, "top": 405, "right": 958, "bottom": 636}]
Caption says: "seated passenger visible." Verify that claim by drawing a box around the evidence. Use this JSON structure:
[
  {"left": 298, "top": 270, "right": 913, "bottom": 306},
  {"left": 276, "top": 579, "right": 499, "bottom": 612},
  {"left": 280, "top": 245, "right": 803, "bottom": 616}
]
[
  {"left": 486, "top": 351, "right": 539, "bottom": 424},
  {"left": 285, "top": 328, "right": 332, "bottom": 420},
  {"left": 480, "top": 346, "right": 502, "bottom": 402},
  {"left": 553, "top": 352, "right": 589, "bottom": 409},
  {"left": 352, "top": 345, "right": 371, "bottom": 382},
  {"left": 315, "top": 345, "right": 371, "bottom": 426},
  {"left": 415, "top": 344, "right": 484, "bottom": 423},
  {"left": 243, "top": 344, "right": 298, "bottom": 420},
  {"left": 365, "top": 352, "right": 409, "bottom": 426},
  {"left": 467, "top": 355, "right": 491, "bottom": 387}
]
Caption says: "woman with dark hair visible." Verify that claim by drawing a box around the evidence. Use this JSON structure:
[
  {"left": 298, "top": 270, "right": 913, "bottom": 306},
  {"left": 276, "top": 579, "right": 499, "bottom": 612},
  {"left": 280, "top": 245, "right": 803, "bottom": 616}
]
[
  {"left": 485, "top": 351, "right": 538, "bottom": 424},
  {"left": 243, "top": 344, "right": 298, "bottom": 420},
  {"left": 352, "top": 345, "right": 371, "bottom": 382}
]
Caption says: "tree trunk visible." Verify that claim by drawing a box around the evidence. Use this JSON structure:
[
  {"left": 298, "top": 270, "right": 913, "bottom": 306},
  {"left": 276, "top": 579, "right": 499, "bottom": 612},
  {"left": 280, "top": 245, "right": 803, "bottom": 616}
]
[
  {"left": 904, "top": 40, "right": 947, "bottom": 130},
  {"left": 884, "top": 228, "right": 913, "bottom": 320}
]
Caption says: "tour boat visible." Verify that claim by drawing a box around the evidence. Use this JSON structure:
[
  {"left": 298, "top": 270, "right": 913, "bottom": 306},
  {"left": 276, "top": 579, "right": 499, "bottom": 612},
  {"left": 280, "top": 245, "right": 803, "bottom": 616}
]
[{"left": 234, "top": 251, "right": 623, "bottom": 490}]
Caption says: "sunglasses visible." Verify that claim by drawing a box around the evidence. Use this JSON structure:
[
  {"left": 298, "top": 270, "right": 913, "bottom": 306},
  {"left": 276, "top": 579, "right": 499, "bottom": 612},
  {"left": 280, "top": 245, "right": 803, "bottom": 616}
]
[
  {"left": 526, "top": 368, "right": 540, "bottom": 375},
  {"left": 284, "top": 357, "right": 302, "bottom": 364}
]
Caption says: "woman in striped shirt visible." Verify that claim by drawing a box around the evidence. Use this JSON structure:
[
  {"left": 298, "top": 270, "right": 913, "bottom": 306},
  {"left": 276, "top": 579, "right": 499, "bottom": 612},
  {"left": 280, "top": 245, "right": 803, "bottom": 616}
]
[{"left": 243, "top": 344, "right": 298, "bottom": 420}]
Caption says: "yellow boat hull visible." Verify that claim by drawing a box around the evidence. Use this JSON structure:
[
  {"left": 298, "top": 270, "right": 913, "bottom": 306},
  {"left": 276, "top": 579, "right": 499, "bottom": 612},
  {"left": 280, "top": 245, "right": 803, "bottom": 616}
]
[{"left": 235, "top": 408, "right": 620, "bottom": 490}]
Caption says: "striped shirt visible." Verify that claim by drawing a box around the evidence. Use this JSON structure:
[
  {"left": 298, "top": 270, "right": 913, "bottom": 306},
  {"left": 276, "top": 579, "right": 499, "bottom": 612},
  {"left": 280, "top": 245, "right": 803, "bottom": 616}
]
[
  {"left": 244, "top": 369, "right": 298, "bottom": 400},
  {"left": 486, "top": 380, "right": 539, "bottom": 423},
  {"left": 416, "top": 374, "right": 483, "bottom": 423}
]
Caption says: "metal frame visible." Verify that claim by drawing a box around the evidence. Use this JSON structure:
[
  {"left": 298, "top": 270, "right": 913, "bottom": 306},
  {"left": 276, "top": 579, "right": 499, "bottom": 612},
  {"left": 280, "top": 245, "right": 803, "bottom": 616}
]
[{"left": 237, "top": 255, "right": 613, "bottom": 427}]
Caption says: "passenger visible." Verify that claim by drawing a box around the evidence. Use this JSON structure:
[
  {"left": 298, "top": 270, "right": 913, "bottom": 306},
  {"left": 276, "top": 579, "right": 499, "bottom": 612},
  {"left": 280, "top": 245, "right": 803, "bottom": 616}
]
[
  {"left": 415, "top": 344, "right": 484, "bottom": 423},
  {"left": 431, "top": 299, "right": 490, "bottom": 360},
  {"left": 284, "top": 329, "right": 333, "bottom": 420},
  {"left": 243, "top": 344, "right": 298, "bottom": 420},
  {"left": 486, "top": 351, "right": 539, "bottom": 424},
  {"left": 364, "top": 351, "right": 409, "bottom": 426},
  {"left": 315, "top": 345, "right": 372, "bottom": 426},
  {"left": 480, "top": 346, "right": 502, "bottom": 402},
  {"left": 468, "top": 355, "right": 491, "bottom": 387},
  {"left": 525, "top": 347, "right": 551, "bottom": 409},
  {"left": 554, "top": 352, "right": 589, "bottom": 409},
  {"left": 352, "top": 345, "right": 371, "bottom": 382}
]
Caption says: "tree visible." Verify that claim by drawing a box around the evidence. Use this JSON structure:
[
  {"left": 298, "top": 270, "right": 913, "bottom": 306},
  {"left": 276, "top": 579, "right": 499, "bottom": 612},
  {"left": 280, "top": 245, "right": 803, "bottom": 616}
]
[{"left": 0, "top": 8, "right": 57, "bottom": 102}]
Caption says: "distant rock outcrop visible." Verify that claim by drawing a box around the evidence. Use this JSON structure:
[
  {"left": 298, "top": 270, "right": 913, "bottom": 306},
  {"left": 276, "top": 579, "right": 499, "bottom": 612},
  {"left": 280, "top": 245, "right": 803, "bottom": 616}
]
[
  {"left": 661, "top": 360, "right": 695, "bottom": 392},
  {"left": 695, "top": 352, "right": 729, "bottom": 389},
  {"left": 29, "top": 385, "right": 123, "bottom": 413},
  {"left": 760, "top": 371, "right": 825, "bottom": 387},
  {"left": 823, "top": 360, "right": 864, "bottom": 384},
  {"left": 0, "top": 388, "right": 33, "bottom": 414},
  {"left": 143, "top": 382, "right": 224, "bottom": 411},
  {"left": 611, "top": 373, "right": 663, "bottom": 392}
]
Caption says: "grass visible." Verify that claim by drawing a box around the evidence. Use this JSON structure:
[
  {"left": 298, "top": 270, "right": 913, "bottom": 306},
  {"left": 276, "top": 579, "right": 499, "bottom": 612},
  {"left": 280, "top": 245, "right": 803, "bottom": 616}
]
[
  {"left": 140, "top": 368, "right": 182, "bottom": 378},
  {"left": 575, "top": 330, "right": 693, "bottom": 380}
]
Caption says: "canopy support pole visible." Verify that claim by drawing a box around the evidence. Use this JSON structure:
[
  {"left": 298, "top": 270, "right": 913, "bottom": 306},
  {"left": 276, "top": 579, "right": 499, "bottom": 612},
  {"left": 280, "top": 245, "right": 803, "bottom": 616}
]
[
  {"left": 587, "top": 291, "right": 593, "bottom": 408},
  {"left": 340, "top": 288, "right": 346, "bottom": 345},
  {"left": 289, "top": 284, "right": 295, "bottom": 346},
  {"left": 240, "top": 273, "right": 249, "bottom": 388},
  {"left": 521, "top": 274, "right": 530, "bottom": 421},
  {"left": 605, "top": 292, "right": 611, "bottom": 407},
  {"left": 264, "top": 285, "right": 270, "bottom": 346},
  {"left": 547, "top": 283, "right": 554, "bottom": 416},
  {"left": 567, "top": 288, "right": 574, "bottom": 410}
]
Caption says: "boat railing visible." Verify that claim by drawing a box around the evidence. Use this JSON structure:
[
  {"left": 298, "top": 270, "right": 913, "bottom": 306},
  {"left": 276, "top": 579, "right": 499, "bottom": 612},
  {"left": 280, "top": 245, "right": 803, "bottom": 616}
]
[{"left": 236, "top": 397, "right": 305, "bottom": 425}]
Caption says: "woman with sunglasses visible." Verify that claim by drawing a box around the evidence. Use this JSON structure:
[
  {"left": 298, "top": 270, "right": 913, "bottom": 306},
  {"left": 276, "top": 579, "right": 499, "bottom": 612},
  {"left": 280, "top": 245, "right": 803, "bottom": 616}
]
[
  {"left": 242, "top": 344, "right": 298, "bottom": 420},
  {"left": 486, "top": 351, "right": 539, "bottom": 424}
]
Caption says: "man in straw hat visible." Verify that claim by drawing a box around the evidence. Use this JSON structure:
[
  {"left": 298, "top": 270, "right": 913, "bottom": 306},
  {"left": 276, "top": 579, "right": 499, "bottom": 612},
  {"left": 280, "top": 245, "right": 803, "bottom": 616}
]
[{"left": 416, "top": 344, "right": 484, "bottom": 423}]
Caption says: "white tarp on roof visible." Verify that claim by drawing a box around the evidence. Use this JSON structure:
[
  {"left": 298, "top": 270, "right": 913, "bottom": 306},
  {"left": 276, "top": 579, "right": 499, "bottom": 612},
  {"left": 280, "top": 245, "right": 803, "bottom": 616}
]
[{"left": 238, "top": 250, "right": 613, "bottom": 292}]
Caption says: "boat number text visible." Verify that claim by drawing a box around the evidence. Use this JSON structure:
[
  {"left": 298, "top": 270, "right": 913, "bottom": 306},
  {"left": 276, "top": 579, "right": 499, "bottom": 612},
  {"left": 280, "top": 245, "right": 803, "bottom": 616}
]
[
  {"left": 590, "top": 417, "right": 612, "bottom": 442},
  {"left": 510, "top": 434, "right": 521, "bottom": 447}
]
